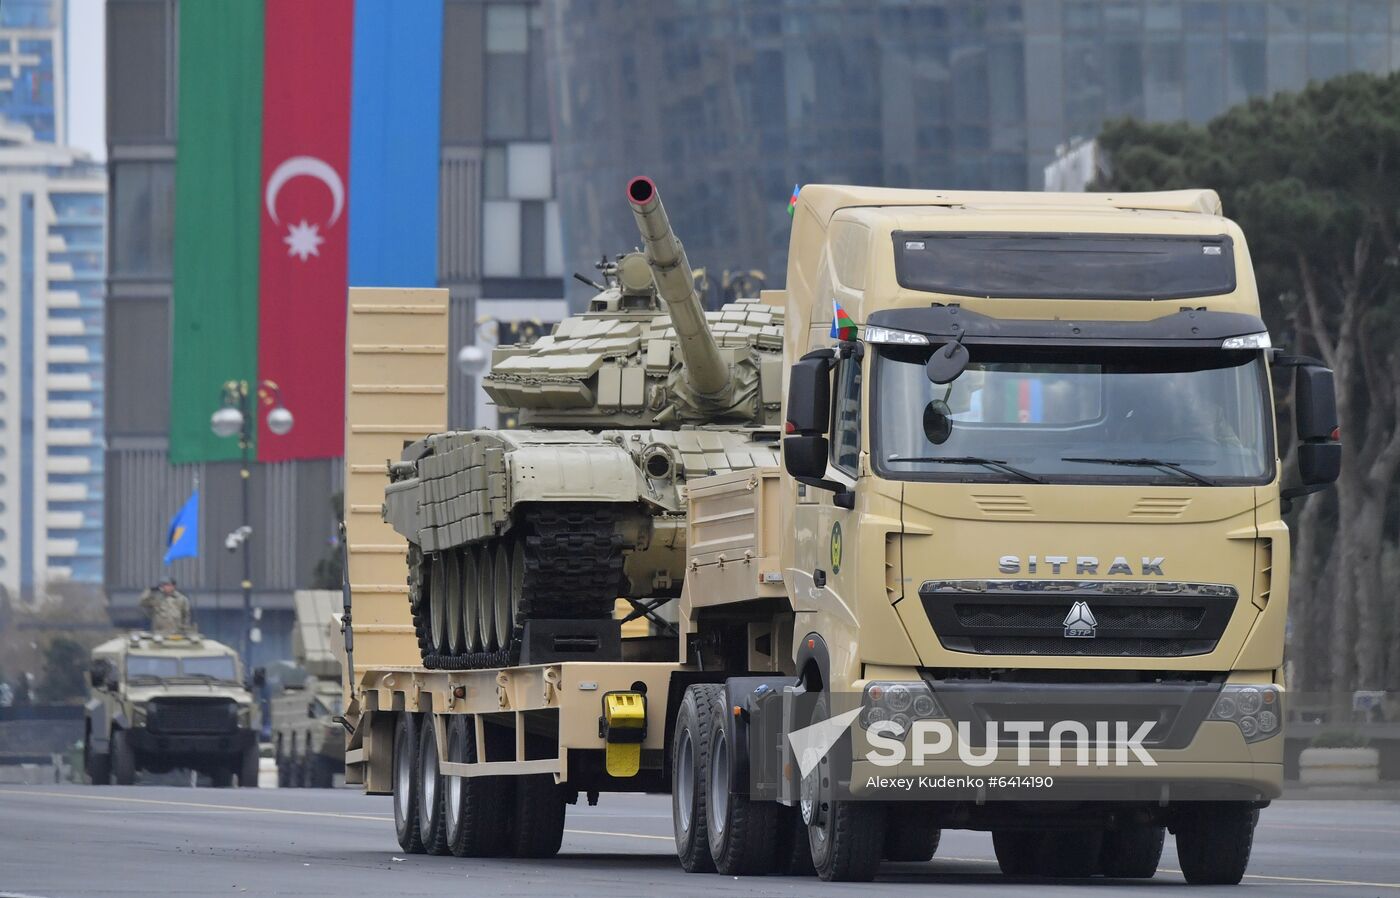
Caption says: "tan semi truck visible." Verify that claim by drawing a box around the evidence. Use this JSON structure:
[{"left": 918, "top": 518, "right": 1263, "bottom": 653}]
[{"left": 339, "top": 181, "right": 1339, "bottom": 883}]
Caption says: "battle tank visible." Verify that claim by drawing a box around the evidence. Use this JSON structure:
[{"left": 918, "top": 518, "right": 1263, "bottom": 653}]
[{"left": 383, "top": 177, "right": 784, "bottom": 669}]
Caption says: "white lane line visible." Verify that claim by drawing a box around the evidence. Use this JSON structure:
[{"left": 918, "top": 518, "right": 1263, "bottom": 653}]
[{"left": 0, "top": 789, "right": 671, "bottom": 843}]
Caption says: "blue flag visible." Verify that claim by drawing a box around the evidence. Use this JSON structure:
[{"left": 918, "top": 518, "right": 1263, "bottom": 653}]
[{"left": 163, "top": 491, "right": 199, "bottom": 565}]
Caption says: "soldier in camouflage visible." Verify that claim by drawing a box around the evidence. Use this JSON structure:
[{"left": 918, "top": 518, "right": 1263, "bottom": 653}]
[{"left": 139, "top": 578, "right": 192, "bottom": 635}]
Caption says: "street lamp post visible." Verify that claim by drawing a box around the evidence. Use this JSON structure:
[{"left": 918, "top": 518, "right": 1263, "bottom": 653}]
[{"left": 210, "top": 379, "right": 293, "bottom": 668}]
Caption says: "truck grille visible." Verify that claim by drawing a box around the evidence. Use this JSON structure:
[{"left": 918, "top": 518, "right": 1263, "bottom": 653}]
[
  {"left": 146, "top": 698, "right": 238, "bottom": 734},
  {"left": 920, "top": 580, "right": 1237, "bottom": 658}
]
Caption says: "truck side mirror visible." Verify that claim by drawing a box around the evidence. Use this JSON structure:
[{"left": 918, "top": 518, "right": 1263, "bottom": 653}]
[
  {"left": 783, "top": 349, "right": 843, "bottom": 491},
  {"left": 1282, "top": 363, "right": 1341, "bottom": 500},
  {"left": 89, "top": 659, "right": 113, "bottom": 689}
]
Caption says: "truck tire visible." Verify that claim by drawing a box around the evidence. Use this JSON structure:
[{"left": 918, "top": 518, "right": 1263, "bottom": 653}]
[
  {"left": 111, "top": 729, "right": 136, "bottom": 786},
  {"left": 1174, "top": 803, "right": 1256, "bottom": 885},
  {"left": 210, "top": 766, "right": 234, "bottom": 788},
  {"left": 705, "top": 687, "right": 784, "bottom": 874},
  {"left": 512, "top": 774, "right": 566, "bottom": 858},
  {"left": 1100, "top": 823, "right": 1164, "bottom": 878},
  {"left": 672, "top": 684, "right": 721, "bottom": 873},
  {"left": 84, "top": 732, "right": 110, "bottom": 785},
  {"left": 776, "top": 806, "right": 816, "bottom": 875},
  {"left": 416, "top": 718, "right": 450, "bottom": 855},
  {"left": 276, "top": 747, "right": 291, "bottom": 788},
  {"left": 992, "top": 830, "right": 1040, "bottom": 875},
  {"left": 239, "top": 743, "right": 260, "bottom": 788},
  {"left": 444, "top": 716, "right": 511, "bottom": 857},
  {"left": 1035, "top": 830, "right": 1102, "bottom": 878},
  {"left": 884, "top": 818, "right": 941, "bottom": 862},
  {"left": 803, "top": 693, "right": 885, "bottom": 882},
  {"left": 309, "top": 755, "right": 335, "bottom": 789},
  {"left": 393, "top": 713, "right": 426, "bottom": 853}
]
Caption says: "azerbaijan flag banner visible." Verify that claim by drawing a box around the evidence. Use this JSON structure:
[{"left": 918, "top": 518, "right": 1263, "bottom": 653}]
[{"left": 170, "top": 0, "right": 442, "bottom": 463}]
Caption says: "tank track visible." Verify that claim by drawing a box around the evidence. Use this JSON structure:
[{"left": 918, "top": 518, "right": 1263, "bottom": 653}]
[{"left": 408, "top": 505, "right": 625, "bottom": 670}]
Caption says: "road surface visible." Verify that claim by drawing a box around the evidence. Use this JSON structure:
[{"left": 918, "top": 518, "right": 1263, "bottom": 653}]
[{"left": 1, "top": 785, "right": 1397, "bottom": 896}]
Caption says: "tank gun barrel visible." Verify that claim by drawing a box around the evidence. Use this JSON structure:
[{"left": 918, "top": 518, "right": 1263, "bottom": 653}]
[{"left": 627, "top": 176, "right": 729, "bottom": 398}]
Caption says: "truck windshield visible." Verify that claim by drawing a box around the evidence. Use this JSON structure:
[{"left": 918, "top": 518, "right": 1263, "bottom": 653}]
[
  {"left": 873, "top": 343, "right": 1272, "bottom": 486},
  {"left": 126, "top": 655, "right": 238, "bottom": 680},
  {"left": 181, "top": 656, "right": 239, "bottom": 680},
  {"left": 127, "top": 655, "right": 181, "bottom": 678}
]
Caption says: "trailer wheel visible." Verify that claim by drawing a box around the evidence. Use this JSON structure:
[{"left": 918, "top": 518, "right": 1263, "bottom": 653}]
[
  {"left": 1100, "top": 823, "right": 1163, "bottom": 878},
  {"left": 239, "top": 742, "right": 260, "bottom": 788},
  {"left": 393, "top": 713, "right": 426, "bottom": 853},
  {"left": 1036, "top": 830, "right": 1103, "bottom": 878},
  {"left": 705, "top": 688, "right": 784, "bottom": 874},
  {"left": 992, "top": 830, "right": 1040, "bottom": 875},
  {"left": 1174, "top": 802, "right": 1256, "bottom": 885},
  {"left": 802, "top": 693, "right": 885, "bottom": 882},
  {"left": 444, "top": 716, "right": 511, "bottom": 857},
  {"left": 512, "top": 775, "right": 566, "bottom": 858},
  {"left": 111, "top": 729, "right": 136, "bottom": 785},
  {"left": 416, "top": 716, "right": 451, "bottom": 854},
  {"left": 884, "top": 818, "right": 941, "bottom": 862},
  {"left": 672, "top": 684, "right": 721, "bottom": 873}
]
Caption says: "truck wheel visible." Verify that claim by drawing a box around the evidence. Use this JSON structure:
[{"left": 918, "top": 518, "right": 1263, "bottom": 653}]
[
  {"left": 276, "top": 747, "right": 291, "bottom": 788},
  {"left": 513, "top": 774, "right": 566, "bottom": 858},
  {"left": 672, "top": 684, "right": 721, "bottom": 873},
  {"left": 992, "top": 830, "right": 1040, "bottom": 875},
  {"left": 444, "top": 716, "right": 511, "bottom": 857},
  {"left": 239, "top": 743, "right": 260, "bottom": 788},
  {"left": 803, "top": 694, "right": 885, "bottom": 882},
  {"left": 1035, "top": 830, "right": 1102, "bottom": 878},
  {"left": 776, "top": 806, "right": 816, "bottom": 875},
  {"left": 310, "top": 755, "right": 335, "bottom": 789},
  {"left": 884, "top": 817, "right": 941, "bottom": 862},
  {"left": 393, "top": 713, "right": 426, "bottom": 853},
  {"left": 111, "top": 729, "right": 136, "bottom": 785},
  {"left": 705, "top": 687, "right": 784, "bottom": 874},
  {"left": 84, "top": 732, "right": 110, "bottom": 785},
  {"left": 1174, "top": 802, "right": 1256, "bottom": 885},
  {"left": 210, "top": 766, "right": 234, "bottom": 788},
  {"left": 1100, "top": 823, "right": 1164, "bottom": 878},
  {"left": 416, "top": 717, "right": 450, "bottom": 854}
]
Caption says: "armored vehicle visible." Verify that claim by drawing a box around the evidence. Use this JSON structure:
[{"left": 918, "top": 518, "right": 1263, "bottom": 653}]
[
  {"left": 84, "top": 630, "right": 260, "bottom": 787},
  {"left": 383, "top": 177, "right": 785, "bottom": 669},
  {"left": 271, "top": 590, "right": 345, "bottom": 788}
]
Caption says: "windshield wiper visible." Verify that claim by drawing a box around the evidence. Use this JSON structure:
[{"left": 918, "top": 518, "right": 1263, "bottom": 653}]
[
  {"left": 887, "top": 455, "right": 1046, "bottom": 484},
  {"left": 1061, "top": 456, "right": 1217, "bottom": 486}
]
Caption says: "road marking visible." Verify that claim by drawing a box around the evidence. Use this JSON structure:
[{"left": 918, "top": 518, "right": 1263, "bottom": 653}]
[
  {"left": 0, "top": 789, "right": 671, "bottom": 843},
  {"left": 1262, "top": 821, "right": 1400, "bottom": 836}
]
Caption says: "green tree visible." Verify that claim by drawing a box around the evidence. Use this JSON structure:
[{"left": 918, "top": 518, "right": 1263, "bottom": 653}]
[
  {"left": 37, "top": 637, "right": 89, "bottom": 703},
  {"left": 1095, "top": 72, "right": 1400, "bottom": 701}
]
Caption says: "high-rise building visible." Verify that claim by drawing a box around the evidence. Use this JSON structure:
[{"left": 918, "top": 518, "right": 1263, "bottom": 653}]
[
  {"left": 0, "top": 122, "right": 106, "bottom": 601},
  {"left": 0, "top": 0, "right": 65, "bottom": 144},
  {"left": 547, "top": 0, "right": 1400, "bottom": 296},
  {"left": 104, "top": 0, "right": 564, "bottom": 660}
]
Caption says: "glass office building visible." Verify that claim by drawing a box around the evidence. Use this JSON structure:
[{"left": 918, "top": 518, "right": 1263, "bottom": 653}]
[{"left": 547, "top": 0, "right": 1400, "bottom": 294}]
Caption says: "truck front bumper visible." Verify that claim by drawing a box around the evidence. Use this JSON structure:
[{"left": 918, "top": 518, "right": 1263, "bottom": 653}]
[{"left": 128, "top": 727, "right": 256, "bottom": 759}]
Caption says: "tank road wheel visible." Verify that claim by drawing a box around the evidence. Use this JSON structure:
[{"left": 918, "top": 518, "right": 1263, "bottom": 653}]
[
  {"left": 1100, "top": 823, "right": 1164, "bottom": 878},
  {"left": 512, "top": 774, "right": 567, "bottom": 858},
  {"left": 444, "top": 550, "right": 465, "bottom": 657},
  {"left": 706, "top": 687, "right": 784, "bottom": 874},
  {"left": 239, "top": 741, "right": 260, "bottom": 788},
  {"left": 492, "top": 541, "right": 516, "bottom": 654},
  {"left": 393, "top": 713, "right": 425, "bottom": 853},
  {"left": 803, "top": 694, "right": 885, "bottom": 882},
  {"left": 671, "top": 684, "right": 720, "bottom": 873},
  {"left": 1174, "top": 802, "right": 1256, "bottom": 885},
  {"left": 476, "top": 546, "right": 497, "bottom": 653},
  {"left": 111, "top": 729, "right": 136, "bottom": 785},
  {"left": 462, "top": 548, "right": 482, "bottom": 654},
  {"left": 407, "top": 544, "right": 435, "bottom": 665},
  {"left": 416, "top": 716, "right": 450, "bottom": 855},
  {"left": 429, "top": 553, "right": 450, "bottom": 657},
  {"left": 444, "top": 716, "right": 511, "bottom": 857}
]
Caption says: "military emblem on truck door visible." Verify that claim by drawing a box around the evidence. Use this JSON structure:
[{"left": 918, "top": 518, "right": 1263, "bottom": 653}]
[
  {"left": 1063, "top": 601, "right": 1098, "bottom": 638},
  {"left": 830, "top": 521, "right": 843, "bottom": 574}
]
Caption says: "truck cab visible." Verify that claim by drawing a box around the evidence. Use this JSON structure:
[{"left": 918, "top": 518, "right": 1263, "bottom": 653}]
[
  {"left": 773, "top": 186, "right": 1340, "bottom": 881},
  {"left": 84, "top": 630, "right": 261, "bottom": 787}
]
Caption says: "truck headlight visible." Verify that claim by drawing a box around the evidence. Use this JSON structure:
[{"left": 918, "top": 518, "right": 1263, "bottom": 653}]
[
  {"left": 1210, "top": 685, "right": 1282, "bottom": 743},
  {"left": 237, "top": 705, "right": 252, "bottom": 726},
  {"left": 132, "top": 704, "right": 147, "bottom": 726},
  {"left": 861, "top": 681, "right": 944, "bottom": 741}
]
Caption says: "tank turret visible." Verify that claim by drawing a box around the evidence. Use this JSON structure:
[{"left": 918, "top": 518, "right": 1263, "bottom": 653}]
[{"left": 626, "top": 175, "right": 730, "bottom": 402}]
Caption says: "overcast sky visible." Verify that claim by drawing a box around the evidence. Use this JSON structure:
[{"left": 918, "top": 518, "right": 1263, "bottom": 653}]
[{"left": 68, "top": 0, "right": 104, "bottom": 160}]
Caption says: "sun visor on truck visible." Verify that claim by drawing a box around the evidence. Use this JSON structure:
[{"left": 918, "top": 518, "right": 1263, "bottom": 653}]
[{"left": 865, "top": 306, "right": 1268, "bottom": 349}]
